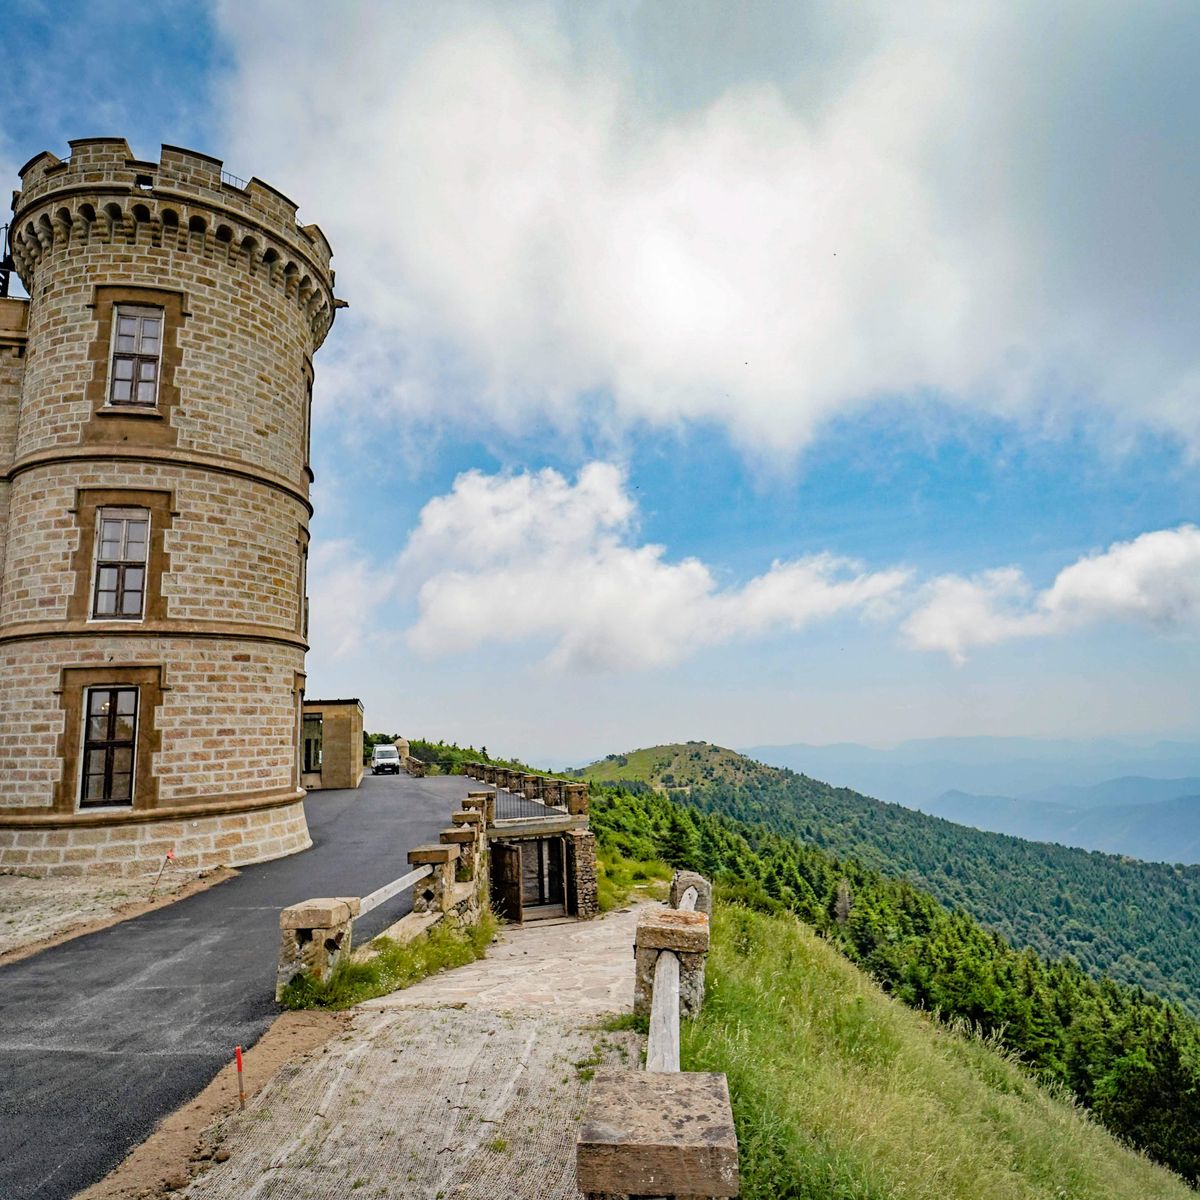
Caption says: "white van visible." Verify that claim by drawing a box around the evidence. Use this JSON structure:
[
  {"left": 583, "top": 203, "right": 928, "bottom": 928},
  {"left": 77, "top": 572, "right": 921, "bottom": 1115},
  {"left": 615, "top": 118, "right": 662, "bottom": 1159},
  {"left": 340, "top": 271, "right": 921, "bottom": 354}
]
[{"left": 371, "top": 744, "right": 401, "bottom": 775}]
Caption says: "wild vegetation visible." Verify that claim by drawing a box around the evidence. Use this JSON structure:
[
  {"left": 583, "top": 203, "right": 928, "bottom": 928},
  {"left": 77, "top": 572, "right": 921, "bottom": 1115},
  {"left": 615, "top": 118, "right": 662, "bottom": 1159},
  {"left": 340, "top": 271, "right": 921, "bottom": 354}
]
[
  {"left": 590, "top": 783, "right": 1200, "bottom": 1184},
  {"left": 583, "top": 743, "right": 1200, "bottom": 1012},
  {"left": 279, "top": 914, "right": 496, "bottom": 1010},
  {"left": 362, "top": 733, "right": 550, "bottom": 778},
  {"left": 686, "top": 903, "right": 1192, "bottom": 1199}
]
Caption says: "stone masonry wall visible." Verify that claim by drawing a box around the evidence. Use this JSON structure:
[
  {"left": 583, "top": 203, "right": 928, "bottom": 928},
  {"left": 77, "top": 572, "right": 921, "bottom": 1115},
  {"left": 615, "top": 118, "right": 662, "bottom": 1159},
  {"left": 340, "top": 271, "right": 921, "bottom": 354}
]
[
  {"left": 0, "top": 797, "right": 310, "bottom": 877},
  {"left": 0, "top": 635, "right": 304, "bottom": 810},
  {"left": 1, "top": 461, "right": 306, "bottom": 631}
]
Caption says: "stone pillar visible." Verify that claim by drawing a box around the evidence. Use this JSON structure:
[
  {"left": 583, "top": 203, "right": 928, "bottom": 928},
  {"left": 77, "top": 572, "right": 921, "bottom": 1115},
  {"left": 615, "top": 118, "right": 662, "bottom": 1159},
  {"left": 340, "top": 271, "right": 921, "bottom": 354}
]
[
  {"left": 669, "top": 870, "right": 713, "bottom": 916},
  {"left": 482, "top": 765, "right": 497, "bottom": 785},
  {"left": 564, "top": 782, "right": 590, "bottom": 816},
  {"left": 566, "top": 828, "right": 599, "bottom": 919},
  {"left": 407, "top": 843, "right": 460, "bottom": 914},
  {"left": 276, "top": 896, "right": 361, "bottom": 1002},
  {"left": 493, "top": 767, "right": 511, "bottom": 791},
  {"left": 522, "top": 773, "right": 543, "bottom": 802},
  {"left": 466, "top": 790, "right": 496, "bottom": 825},
  {"left": 634, "top": 910, "right": 710, "bottom": 1019},
  {"left": 440, "top": 826, "right": 481, "bottom": 882},
  {"left": 576, "top": 1070, "right": 739, "bottom": 1200},
  {"left": 542, "top": 778, "right": 565, "bottom": 809}
]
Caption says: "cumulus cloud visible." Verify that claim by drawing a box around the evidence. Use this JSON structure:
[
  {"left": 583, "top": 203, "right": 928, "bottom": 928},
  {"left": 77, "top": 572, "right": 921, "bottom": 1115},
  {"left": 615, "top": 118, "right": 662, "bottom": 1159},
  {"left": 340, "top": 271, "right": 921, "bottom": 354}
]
[
  {"left": 903, "top": 526, "right": 1200, "bottom": 663},
  {"left": 215, "top": 2, "right": 1200, "bottom": 455},
  {"left": 399, "top": 462, "right": 910, "bottom": 670}
]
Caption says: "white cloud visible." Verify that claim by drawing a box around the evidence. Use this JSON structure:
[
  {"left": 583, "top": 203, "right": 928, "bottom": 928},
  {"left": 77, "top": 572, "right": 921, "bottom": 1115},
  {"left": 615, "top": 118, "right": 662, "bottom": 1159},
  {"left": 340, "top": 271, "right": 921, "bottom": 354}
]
[
  {"left": 399, "top": 462, "right": 910, "bottom": 671},
  {"left": 215, "top": 2, "right": 1200, "bottom": 456},
  {"left": 903, "top": 526, "right": 1200, "bottom": 663},
  {"left": 307, "top": 538, "right": 397, "bottom": 659}
]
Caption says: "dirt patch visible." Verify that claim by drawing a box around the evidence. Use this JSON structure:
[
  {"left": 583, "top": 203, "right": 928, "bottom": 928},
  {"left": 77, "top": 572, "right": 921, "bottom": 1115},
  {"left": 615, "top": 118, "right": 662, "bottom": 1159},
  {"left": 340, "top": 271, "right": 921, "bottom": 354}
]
[
  {"left": 75, "top": 1010, "right": 349, "bottom": 1200},
  {"left": 0, "top": 867, "right": 236, "bottom": 966}
]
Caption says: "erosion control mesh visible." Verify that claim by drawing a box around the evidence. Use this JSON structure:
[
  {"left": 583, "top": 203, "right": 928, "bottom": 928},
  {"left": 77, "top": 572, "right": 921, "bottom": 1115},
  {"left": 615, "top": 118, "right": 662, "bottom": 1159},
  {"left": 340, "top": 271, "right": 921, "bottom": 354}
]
[{"left": 184, "top": 1008, "right": 639, "bottom": 1200}]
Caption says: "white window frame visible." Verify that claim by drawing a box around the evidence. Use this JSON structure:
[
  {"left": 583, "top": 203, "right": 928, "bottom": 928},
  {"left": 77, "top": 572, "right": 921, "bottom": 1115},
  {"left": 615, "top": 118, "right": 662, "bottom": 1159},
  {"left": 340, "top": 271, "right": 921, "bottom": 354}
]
[
  {"left": 90, "top": 506, "right": 150, "bottom": 621},
  {"left": 106, "top": 304, "right": 164, "bottom": 407}
]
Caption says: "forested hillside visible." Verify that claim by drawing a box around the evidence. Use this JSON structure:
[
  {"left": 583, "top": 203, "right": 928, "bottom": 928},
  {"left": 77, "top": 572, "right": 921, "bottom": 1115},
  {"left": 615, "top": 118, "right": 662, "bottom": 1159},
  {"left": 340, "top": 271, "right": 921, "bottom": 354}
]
[
  {"left": 589, "top": 783, "right": 1200, "bottom": 1184},
  {"left": 581, "top": 743, "right": 1200, "bottom": 1012}
]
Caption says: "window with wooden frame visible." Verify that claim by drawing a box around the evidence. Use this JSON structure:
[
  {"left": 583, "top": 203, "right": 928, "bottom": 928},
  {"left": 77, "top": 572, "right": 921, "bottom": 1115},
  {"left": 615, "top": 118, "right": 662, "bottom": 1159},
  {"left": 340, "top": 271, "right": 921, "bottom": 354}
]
[
  {"left": 91, "top": 507, "right": 149, "bottom": 619},
  {"left": 108, "top": 305, "right": 163, "bottom": 406},
  {"left": 80, "top": 686, "right": 139, "bottom": 807}
]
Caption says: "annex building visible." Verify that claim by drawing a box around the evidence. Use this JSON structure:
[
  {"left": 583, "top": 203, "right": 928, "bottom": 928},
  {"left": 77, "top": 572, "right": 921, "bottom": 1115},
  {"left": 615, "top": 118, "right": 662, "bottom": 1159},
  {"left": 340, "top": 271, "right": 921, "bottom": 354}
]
[{"left": 0, "top": 138, "right": 341, "bottom": 875}]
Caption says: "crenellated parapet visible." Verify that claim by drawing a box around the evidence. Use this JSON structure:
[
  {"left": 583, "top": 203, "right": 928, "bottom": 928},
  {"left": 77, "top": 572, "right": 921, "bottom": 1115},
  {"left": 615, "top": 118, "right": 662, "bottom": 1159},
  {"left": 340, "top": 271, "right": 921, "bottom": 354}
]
[{"left": 11, "top": 139, "right": 342, "bottom": 350}]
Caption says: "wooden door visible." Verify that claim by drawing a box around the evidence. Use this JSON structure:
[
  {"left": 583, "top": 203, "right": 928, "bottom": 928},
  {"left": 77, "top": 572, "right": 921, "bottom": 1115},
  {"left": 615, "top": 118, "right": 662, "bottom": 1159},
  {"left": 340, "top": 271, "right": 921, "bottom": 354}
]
[{"left": 490, "top": 840, "right": 523, "bottom": 922}]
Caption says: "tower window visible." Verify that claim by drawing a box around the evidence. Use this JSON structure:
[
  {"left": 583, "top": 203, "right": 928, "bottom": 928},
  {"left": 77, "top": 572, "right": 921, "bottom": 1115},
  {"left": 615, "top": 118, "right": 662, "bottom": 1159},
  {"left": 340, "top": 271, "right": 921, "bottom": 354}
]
[
  {"left": 91, "top": 508, "right": 149, "bottom": 619},
  {"left": 108, "top": 305, "right": 163, "bottom": 406},
  {"left": 80, "top": 687, "right": 139, "bottom": 807}
]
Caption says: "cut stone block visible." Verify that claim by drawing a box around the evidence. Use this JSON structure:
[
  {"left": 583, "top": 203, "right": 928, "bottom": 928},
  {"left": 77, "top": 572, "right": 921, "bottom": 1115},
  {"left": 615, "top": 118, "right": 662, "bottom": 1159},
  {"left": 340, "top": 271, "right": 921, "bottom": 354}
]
[
  {"left": 636, "top": 909, "right": 710, "bottom": 953},
  {"left": 451, "top": 810, "right": 484, "bottom": 827},
  {"left": 407, "top": 843, "right": 460, "bottom": 865},
  {"left": 440, "top": 827, "right": 477, "bottom": 844},
  {"left": 576, "top": 1070, "right": 738, "bottom": 1197},
  {"left": 279, "top": 896, "right": 360, "bottom": 929}
]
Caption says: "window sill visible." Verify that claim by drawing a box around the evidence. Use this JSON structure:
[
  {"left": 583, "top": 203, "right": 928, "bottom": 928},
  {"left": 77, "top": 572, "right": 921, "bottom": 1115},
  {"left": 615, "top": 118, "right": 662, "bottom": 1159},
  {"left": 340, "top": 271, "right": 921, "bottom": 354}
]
[{"left": 95, "top": 405, "right": 165, "bottom": 420}]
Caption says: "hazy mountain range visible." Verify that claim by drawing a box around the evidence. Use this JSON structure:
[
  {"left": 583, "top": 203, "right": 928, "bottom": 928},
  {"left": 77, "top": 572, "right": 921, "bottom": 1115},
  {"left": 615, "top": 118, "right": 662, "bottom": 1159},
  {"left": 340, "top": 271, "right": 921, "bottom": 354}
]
[{"left": 742, "top": 737, "right": 1200, "bottom": 863}]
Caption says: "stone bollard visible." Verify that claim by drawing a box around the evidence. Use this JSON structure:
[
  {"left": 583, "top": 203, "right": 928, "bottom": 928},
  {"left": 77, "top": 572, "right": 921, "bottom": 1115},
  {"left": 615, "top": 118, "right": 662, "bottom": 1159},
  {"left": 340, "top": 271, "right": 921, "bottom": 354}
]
[
  {"left": 521, "top": 773, "right": 543, "bottom": 801},
  {"left": 465, "top": 789, "right": 495, "bottom": 825},
  {"left": 407, "top": 844, "right": 460, "bottom": 913},
  {"left": 440, "top": 825, "right": 481, "bottom": 882},
  {"left": 493, "top": 767, "right": 511, "bottom": 791},
  {"left": 542, "top": 778, "right": 565, "bottom": 809},
  {"left": 669, "top": 870, "right": 713, "bottom": 916},
  {"left": 576, "top": 1070, "right": 739, "bottom": 1200},
  {"left": 483, "top": 764, "right": 497, "bottom": 785},
  {"left": 564, "top": 782, "right": 590, "bottom": 816},
  {"left": 634, "top": 910, "right": 710, "bottom": 1019},
  {"left": 276, "top": 896, "right": 361, "bottom": 1002}
]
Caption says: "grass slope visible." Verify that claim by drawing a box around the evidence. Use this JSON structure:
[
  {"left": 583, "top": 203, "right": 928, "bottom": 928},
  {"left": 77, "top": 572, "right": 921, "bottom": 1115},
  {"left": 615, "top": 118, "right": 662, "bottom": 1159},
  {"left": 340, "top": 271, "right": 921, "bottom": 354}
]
[{"left": 686, "top": 903, "right": 1191, "bottom": 1200}]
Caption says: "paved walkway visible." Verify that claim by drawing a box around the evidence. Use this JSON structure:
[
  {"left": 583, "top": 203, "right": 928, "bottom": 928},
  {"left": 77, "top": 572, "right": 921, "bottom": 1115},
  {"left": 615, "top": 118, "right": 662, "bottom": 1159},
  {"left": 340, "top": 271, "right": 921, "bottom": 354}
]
[
  {"left": 0, "top": 775, "right": 474, "bottom": 1200},
  {"left": 183, "top": 905, "right": 649, "bottom": 1200}
]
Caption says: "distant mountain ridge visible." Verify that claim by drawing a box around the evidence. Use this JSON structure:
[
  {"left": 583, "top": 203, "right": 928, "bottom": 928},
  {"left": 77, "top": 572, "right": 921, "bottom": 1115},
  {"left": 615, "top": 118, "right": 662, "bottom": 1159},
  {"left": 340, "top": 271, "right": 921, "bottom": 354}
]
[
  {"left": 741, "top": 737, "right": 1200, "bottom": 809},
  {"left": 923, "top": 782, "right": 1200, "bottom": 863}
]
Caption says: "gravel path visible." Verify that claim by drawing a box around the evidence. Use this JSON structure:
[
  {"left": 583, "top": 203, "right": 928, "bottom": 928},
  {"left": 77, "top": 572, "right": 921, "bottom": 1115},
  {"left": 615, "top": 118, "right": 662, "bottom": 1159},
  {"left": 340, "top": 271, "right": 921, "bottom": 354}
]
[
  {"left": 183, "top": 905, "right": 651, "bottom": 1200},
  {"left": 0, "top": 869, "right": 207, "bottom": 958}
]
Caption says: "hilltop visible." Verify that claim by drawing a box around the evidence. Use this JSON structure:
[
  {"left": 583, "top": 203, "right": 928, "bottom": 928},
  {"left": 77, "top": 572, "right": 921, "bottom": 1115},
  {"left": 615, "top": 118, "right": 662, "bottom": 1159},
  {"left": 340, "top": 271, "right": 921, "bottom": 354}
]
[{"left": 572, "top": 742, "right": 775, "bottom": 790}]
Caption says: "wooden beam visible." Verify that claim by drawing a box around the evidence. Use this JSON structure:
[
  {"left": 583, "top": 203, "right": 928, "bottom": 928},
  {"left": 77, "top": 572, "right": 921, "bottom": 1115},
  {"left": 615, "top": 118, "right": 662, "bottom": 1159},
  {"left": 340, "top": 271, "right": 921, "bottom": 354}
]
[
  {"left": 646, "top": 950, "right": 681, "bottom": 1072},
  {"left": 357, "top": 864, "right": 434, "bottom": 917}
]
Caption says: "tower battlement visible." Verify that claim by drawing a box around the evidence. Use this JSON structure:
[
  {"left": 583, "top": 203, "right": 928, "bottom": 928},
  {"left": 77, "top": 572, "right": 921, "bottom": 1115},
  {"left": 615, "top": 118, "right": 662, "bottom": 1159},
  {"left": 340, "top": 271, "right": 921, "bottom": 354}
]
[{"left": 12, "top": 140, "right": 339, "bottom": 350}]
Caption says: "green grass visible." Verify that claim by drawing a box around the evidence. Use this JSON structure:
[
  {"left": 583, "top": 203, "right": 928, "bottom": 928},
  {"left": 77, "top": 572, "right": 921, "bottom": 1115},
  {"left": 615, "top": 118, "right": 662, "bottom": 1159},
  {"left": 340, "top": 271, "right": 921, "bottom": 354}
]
[
  {"left": 595, "top": 849, "right": 672, "bottom": 912},
  {"left": 682, "top": 903, "right": 1192, "bottom": 1200},
  {"left": 279, "top": 913, "right": 497, "bottom": 1010}
]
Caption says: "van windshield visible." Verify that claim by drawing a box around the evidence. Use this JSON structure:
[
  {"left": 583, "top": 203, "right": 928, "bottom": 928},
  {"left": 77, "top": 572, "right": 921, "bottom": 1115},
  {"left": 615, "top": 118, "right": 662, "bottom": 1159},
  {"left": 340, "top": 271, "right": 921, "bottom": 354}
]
[{"left": 374, "top": 747, "right": 398, "bottom": 758}]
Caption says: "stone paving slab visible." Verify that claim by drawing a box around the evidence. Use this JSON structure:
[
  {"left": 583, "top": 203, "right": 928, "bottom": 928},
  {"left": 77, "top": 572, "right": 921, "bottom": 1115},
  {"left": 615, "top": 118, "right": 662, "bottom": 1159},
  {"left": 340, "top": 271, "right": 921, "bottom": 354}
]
[
  {"left": 362, "top": 904, "right": 647, "bottom": 1015},
  {"left": 183, "top": 904, "right": 655, "bottom": 1200}
]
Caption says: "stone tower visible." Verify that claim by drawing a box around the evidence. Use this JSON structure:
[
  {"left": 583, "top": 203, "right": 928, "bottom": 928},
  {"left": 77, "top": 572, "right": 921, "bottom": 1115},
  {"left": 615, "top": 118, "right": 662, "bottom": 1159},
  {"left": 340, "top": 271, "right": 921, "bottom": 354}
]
[{"left": 0, "top": 139, "right": 340, "bottom": 875}]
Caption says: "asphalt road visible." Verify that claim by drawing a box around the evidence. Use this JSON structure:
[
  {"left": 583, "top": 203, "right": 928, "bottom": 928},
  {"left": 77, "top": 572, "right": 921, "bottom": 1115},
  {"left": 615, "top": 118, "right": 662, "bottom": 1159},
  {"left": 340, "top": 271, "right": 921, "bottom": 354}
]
[{"left": 0, "top": 773, "right": 473, "bottom": 1200}]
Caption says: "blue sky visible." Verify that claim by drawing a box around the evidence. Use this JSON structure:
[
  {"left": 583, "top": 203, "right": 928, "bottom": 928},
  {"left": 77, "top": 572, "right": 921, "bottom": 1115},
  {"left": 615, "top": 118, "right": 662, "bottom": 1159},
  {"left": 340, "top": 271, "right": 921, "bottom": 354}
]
[{"left": 6, "top": 1, "right": 1200, "bottom": 762}]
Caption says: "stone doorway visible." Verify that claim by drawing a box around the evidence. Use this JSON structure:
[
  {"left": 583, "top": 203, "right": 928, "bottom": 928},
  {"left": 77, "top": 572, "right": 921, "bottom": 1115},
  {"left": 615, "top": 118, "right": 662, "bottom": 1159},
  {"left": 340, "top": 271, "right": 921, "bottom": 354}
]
[{"left": 490, "top": 837, "right": 566, "bottom": 923}]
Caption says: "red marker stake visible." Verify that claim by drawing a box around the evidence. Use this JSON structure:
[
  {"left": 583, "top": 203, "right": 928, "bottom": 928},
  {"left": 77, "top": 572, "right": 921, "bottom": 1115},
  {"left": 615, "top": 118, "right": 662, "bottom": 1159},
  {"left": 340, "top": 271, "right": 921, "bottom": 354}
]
[{"left": 235, "top": 1045, "right": 245, "bottom": 1111}]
